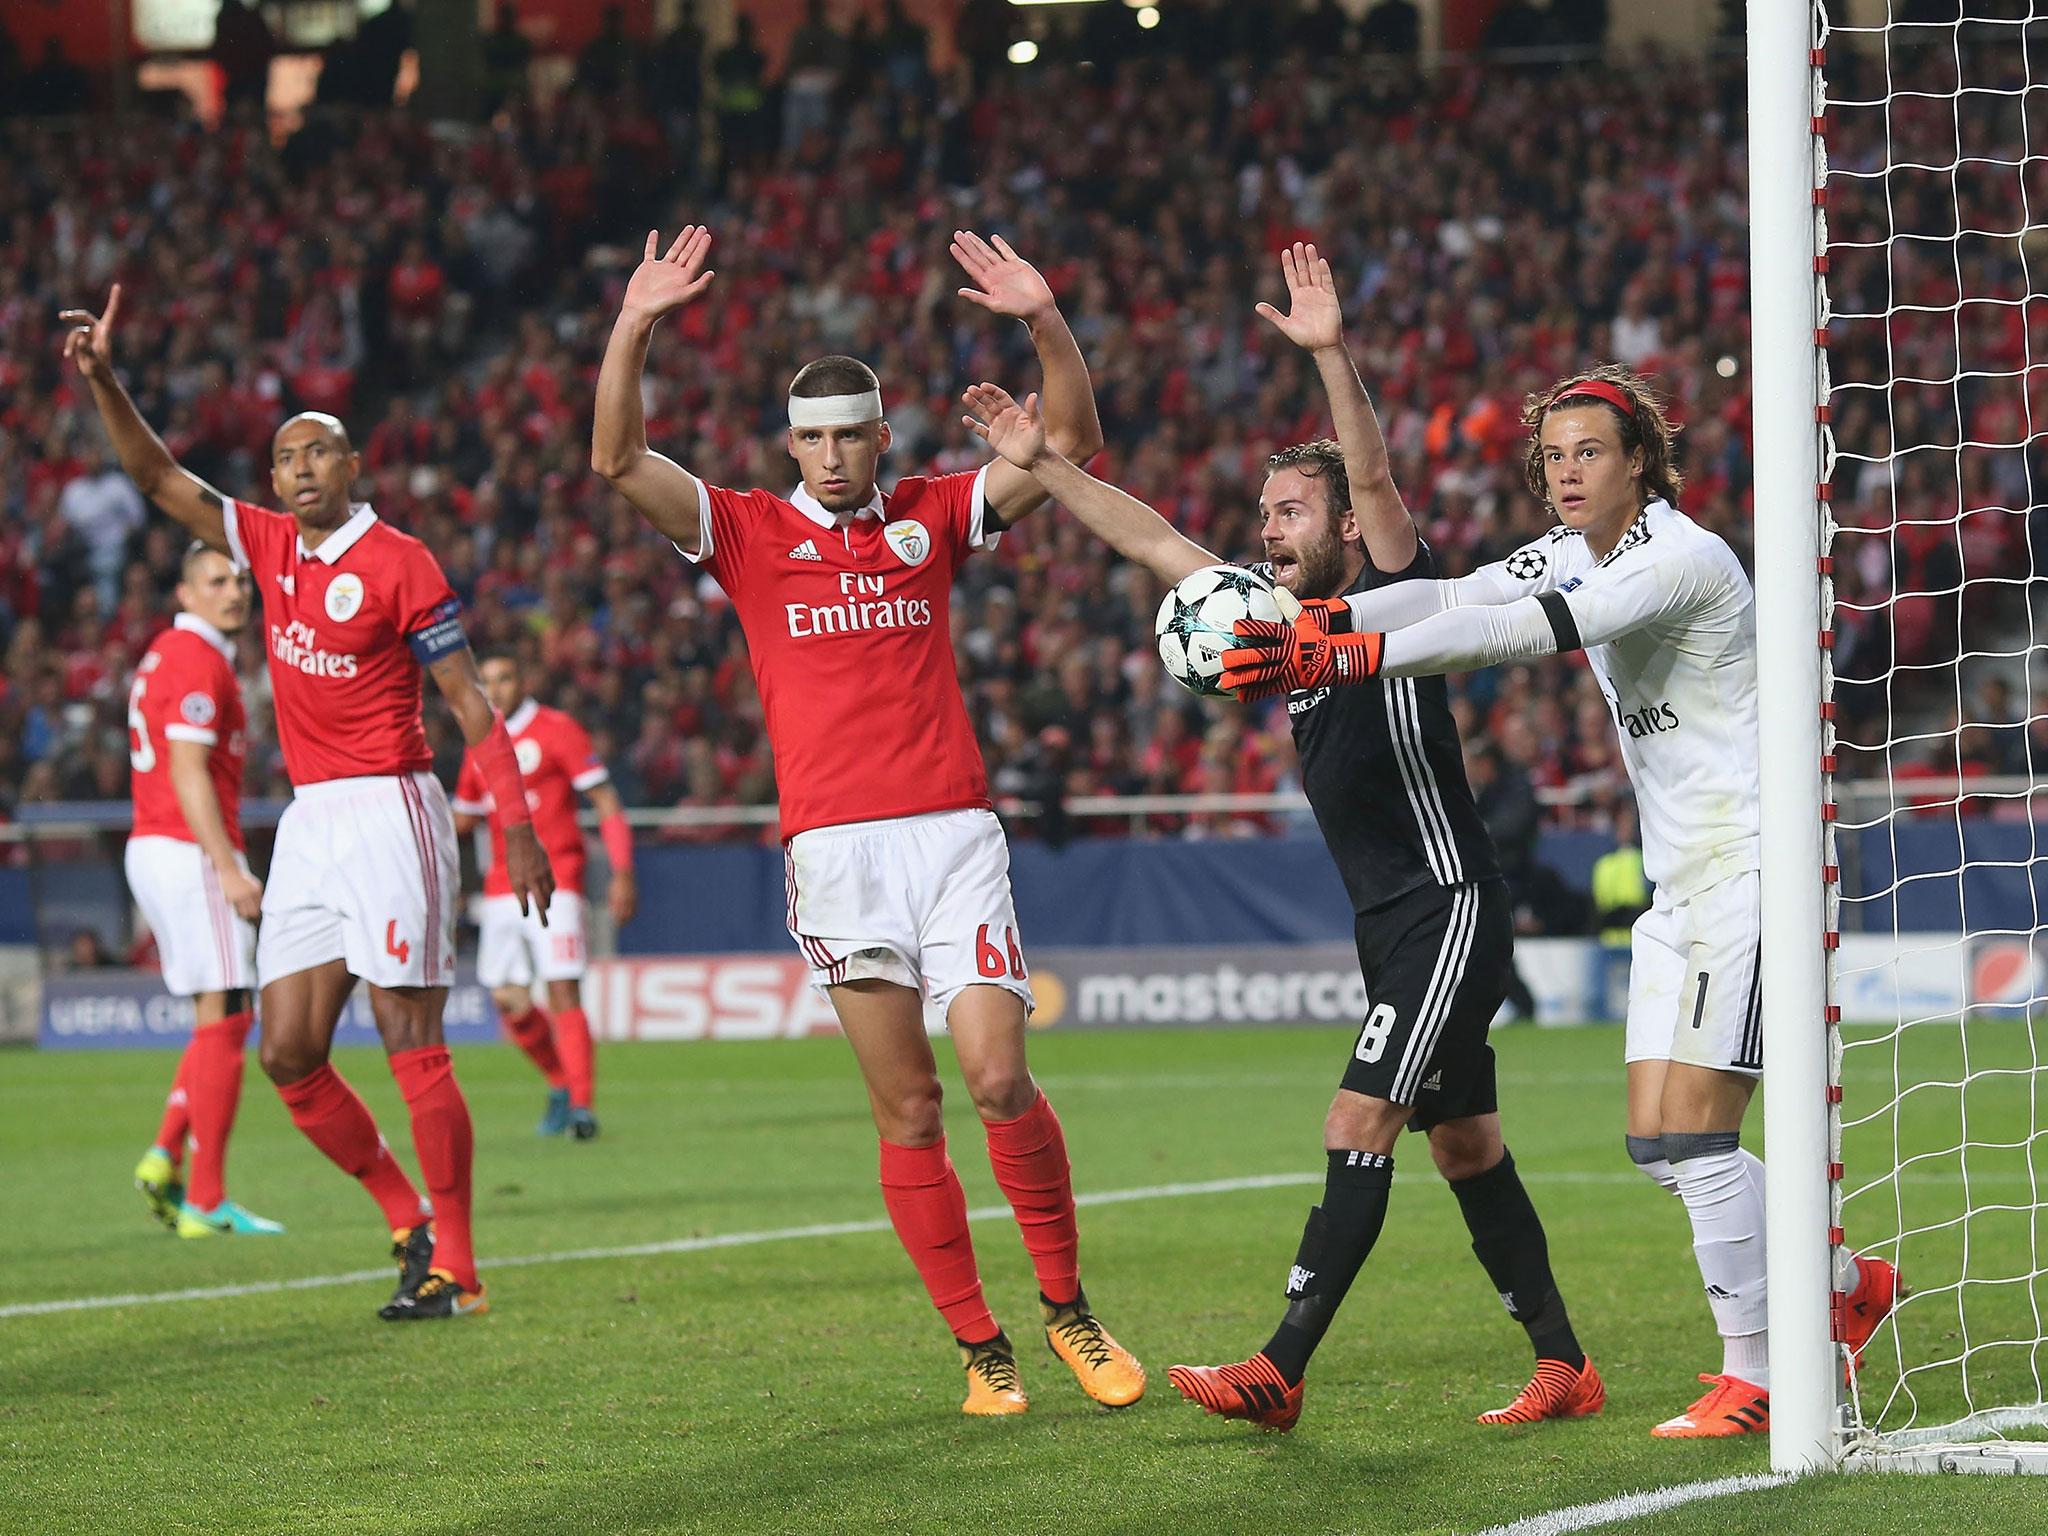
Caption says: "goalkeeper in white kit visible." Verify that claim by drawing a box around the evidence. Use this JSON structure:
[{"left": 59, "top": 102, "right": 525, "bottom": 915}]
[{"left": 1221, "top": 365, "right": 1900, "bottom": 1438}]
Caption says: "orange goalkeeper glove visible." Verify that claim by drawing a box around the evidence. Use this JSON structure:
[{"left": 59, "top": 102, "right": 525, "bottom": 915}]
[{"left": 1220, "top": 589, "right": 1384, "bottom": 701}]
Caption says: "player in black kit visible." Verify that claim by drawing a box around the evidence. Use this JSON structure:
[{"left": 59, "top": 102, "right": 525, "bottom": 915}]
[{"left": 960, "top": 244, "right": 1599, "bottom": 1432}]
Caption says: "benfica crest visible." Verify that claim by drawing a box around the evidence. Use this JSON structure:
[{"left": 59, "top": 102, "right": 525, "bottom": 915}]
[{"left": 883, "top": 519, "right": 931, "bottom": 568}]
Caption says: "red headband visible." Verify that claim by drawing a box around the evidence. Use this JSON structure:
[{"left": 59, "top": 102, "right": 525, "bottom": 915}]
[{"left": 1548, "top": 379, "right": 1637, "bottom": 418}]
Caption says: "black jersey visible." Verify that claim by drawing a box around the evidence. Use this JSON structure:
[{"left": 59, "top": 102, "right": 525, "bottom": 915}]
[{"left": 1265, "top": 541, "right": 1500, "bottom": 912}]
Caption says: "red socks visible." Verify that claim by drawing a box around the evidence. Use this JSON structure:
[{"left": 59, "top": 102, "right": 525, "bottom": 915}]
[
  {"left": 390, "top": 1046, "right": 479, "bottom": 1292},
  {"left": 181, "top": 1011, "right": 254, "bottom": 1211},
  {"left": 501, "top": 1006, "right": 567, "bottom": 1088},
  {"left": 276, "top": 1063, "right": 423, "bottom": 1232},
  {"left": 554, "top": 1006, "right": 595, "bottom": 1109},
  {"left": 879, "top": 1137, "right": 996, "bottom": 1343},
  {"left": 152, "top": 1073, "right": 192, "bottom": 1167},
  {"left": 984, "top": 1091, "right": 1080, "bottom": 1305},
  {"left": 877, "top": 1098, "right": 1081, "bottom": 1341}
]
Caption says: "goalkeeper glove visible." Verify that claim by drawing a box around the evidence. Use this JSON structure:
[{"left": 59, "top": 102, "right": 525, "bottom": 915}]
[{"left": 1221, "top": 587, "right": 1384, "bottom": 701}]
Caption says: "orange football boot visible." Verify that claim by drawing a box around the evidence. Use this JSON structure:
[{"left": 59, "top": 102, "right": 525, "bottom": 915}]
[
  {"left": 960, "top": 1331, "right": 1029, "bottom": 1417},
  {"left": 1841, "top": 1254, "right": 1903, "bottom": 1377},
  {"left": 1043, "top": 1290, "right": 1146, "bottom": 1408},
  {"left": 1477, "top": 1355, "right": 1606, "bottom": 1425},
  {"left": 1651, "top": 1373, "right": 1769, "bottom": 1437},
  {"left": 1167, "top": 1353, "right": 1304, "bottom": 1432}
]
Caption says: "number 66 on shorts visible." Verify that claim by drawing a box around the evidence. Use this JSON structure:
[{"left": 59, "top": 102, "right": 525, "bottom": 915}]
[{"left": 783, "top": 807, "right": 1036, "bottom": 1016}]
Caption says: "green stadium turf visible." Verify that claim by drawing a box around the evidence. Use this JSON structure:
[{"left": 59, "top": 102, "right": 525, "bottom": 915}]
[{"left": 4, "top": 1022, "right": 2045, "bottom": 1535}]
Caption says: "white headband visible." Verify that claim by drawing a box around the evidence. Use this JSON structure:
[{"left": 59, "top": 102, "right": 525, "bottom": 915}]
[{"left": 788, "top": 390, "right": 883, "bottom": 429}]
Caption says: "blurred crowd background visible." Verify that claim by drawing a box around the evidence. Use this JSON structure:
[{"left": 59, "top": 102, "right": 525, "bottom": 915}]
[{"left": 3, "top": 0, "right": 2038, "bottom": 917}]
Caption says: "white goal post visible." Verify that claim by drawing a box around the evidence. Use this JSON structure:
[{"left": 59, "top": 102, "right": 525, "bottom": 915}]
[{"left": 1754, "top": 0, "right": 2048, "bottom": 1475}]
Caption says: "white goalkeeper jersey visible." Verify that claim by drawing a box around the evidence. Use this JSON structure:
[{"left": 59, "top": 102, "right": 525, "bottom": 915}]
[
  {"left": 1480, "top": 500, "right": 1759, "bottom": 897},
  {"left": 1357, "top": 499, "right": 1760, "bottom": 900}
]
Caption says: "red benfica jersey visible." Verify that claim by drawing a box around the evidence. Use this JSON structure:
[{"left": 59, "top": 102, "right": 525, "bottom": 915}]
[
  {"left": 226, "top": 501, "right": 467, "bottom": 786},
  {"left": 686, "top": 468, "right": 996, "bottom": 839},
  {"left": 127, "top": 614, "right": 246, "bottom": 849},
  {"left": 452, "top": 698, "right": 608, "bottom": 895}
]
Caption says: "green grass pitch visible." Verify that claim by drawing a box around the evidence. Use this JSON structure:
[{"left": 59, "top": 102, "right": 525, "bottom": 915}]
[{"left": 6, "top": 1022, "right": 2047, "bottom": 1535}]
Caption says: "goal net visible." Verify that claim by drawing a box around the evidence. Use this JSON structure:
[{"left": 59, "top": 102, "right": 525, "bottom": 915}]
[{"left": 1804, "top": 0, "right": 2048, "bottom": 1472}]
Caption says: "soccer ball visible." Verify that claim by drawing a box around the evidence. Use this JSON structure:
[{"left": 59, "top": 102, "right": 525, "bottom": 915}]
[{"left": 1155, "top": 564, "right": 1284, "bottom": 698}]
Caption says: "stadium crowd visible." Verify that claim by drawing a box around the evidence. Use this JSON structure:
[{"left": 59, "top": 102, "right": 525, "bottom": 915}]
[{"left": 3, "top": 3, "right": 2028, "bottom": 862}]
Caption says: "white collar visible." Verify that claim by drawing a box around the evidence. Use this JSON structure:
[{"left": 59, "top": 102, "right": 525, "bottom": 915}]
[
  {"left": 173, "top": 611, "right": 237, "bottom": 664},
  {"left": 505, "top": 698, "right": 540, "bottom": 735},
  {"left": 788, "top": 483, "right": 885, "bottom": 530},
  {"left": 297, "top": 503, "right": 378, "bottom": 564}
]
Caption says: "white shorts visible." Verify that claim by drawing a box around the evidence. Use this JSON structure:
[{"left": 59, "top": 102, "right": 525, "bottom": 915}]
[
  {"left": 259, "top": 772, "right": 459, "bottom": 990},
  {"left": 476, "top": 891, "right": 588, "bottom": 989},
  {"left": 783, "top": 807, "right": 1035, "bottom": 1018},
  {"left": 124, "top": 836, "right": 257, "bottom": 996},
  {"left": 1624, "top": 868, "right": 1763, "bottom": 1076}
]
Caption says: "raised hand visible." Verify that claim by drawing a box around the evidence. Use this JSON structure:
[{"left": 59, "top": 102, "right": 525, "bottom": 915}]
[
  {"left": 58, "top": 283, "right": 122, "bottom": 382},
  {"left": 962, "top": 382, "right": 1048, "bottom": 470},
  {"left": 1254, "top": 241, "right": 1343, "bottom": 354},
  {"left": 623, "top": 227, "right": 716, "bottom": 322},
  {"left": 951, "top": 231, "right": 1056, "bottom": 323}
]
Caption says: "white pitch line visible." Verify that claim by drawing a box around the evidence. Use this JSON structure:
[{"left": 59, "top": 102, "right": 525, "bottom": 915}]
[
  {"left": 7, "top": 1164, "right": 2021, "bottom": 1322},
  {"left": 1469, "top": 1472, "right": 1799, "bottom": 1536},
  {"left": 0, "top": 1171, "right": 1324, "bottom": 1321}
]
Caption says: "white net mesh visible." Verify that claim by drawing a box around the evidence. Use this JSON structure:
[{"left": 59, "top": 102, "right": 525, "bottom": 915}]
[{"left": 1817, "top": 0, "right": 2048, "bottom": 1463}]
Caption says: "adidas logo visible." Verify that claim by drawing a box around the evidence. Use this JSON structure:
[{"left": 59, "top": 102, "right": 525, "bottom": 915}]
[
  {"left": 788, "top": 538, "right": 822, "bottom": 562},
  {"left": 1420, "top": 1070, "right": 1443, "bottom": 1091}
]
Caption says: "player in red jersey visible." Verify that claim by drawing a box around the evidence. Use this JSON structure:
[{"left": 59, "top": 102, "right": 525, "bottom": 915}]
[
  {"left": 126, "top": 541, "right": 285, "bottom": 1240},
  {"left": 594, "top": 226, "right": 1145, "bottom": 1414},
  {"left": 65, "top": 285, "right": 553, "bottom": 1321},
  {"left": 453, "top": 652, "right": 637, "bottom": 1141}
]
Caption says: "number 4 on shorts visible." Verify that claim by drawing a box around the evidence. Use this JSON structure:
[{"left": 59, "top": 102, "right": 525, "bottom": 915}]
[
  {"left": 385, "top": 920, "right": 411, "bottom": 966},
  {"left": 976, "top": 923, "right": 1025, "bottom": 979}
]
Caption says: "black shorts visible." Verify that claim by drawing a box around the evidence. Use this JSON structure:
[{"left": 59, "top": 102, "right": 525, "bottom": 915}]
[{"left": 1341, "top": 878, "right": 1513, "bottom": 1131}]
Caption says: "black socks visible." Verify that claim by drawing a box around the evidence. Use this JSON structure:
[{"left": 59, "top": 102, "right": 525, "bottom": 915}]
[
  {"left": 1262, "top": 1149, "right": 1394, "bottom": 1385},
  {"left": 1449, "top": 1148, "right": 1583, "bottom": 1368}
]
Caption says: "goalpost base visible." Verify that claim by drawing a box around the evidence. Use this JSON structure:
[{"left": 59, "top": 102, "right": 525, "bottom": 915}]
[{"left": 1844, "top": 1444, "right": 2048, "bottom": 1476}]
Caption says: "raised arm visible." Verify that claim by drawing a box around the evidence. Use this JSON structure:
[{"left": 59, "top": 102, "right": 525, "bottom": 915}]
[
  {"left": 429, "top": 647, "right": 555, "bottom": 921},
  {"left": 963, "top": 384, "right": 1212, "bottom": 584},
  {"left": 951, "top": 233, "right": 1103, "bottom": 528},
  {"left": 593, "top": 228, "right": 717, "bottom": 552},
  {"left": 1255, "top": 243, "right": 1416, "bottom": 574},
  {"left": 167, "top": 740, "right": 263, "bottom": 920},
  {"left": 60, "top": 286, "right": 230, "bottom": 551},
  {"left": 1223, "top": 536, "right": 1684, "bottom": 698}
]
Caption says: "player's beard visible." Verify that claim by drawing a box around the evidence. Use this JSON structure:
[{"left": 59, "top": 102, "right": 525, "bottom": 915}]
[{"left": 1290, "top": 522, "right": 1350, "bottom": 599}]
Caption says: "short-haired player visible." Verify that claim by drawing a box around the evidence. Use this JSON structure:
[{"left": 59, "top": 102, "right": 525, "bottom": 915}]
[
  {"left": 128, "top": 542, "right": 284, "bottom": 1239},
  {"left": 454, "top": 653, "right": 637, "bottom": 1140},
  {"left": 594, "top": 226, "right": 1144, "bottom": 1414},
  {"left": 962, "top": 244, "right": 1596, "bottom": 1432},
  {"left": 1220, "top": 363, "right": 1901, "bottom": 1436},
  {"left": 65, "top": 285, "right": 552, "bottom": 1321}
]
